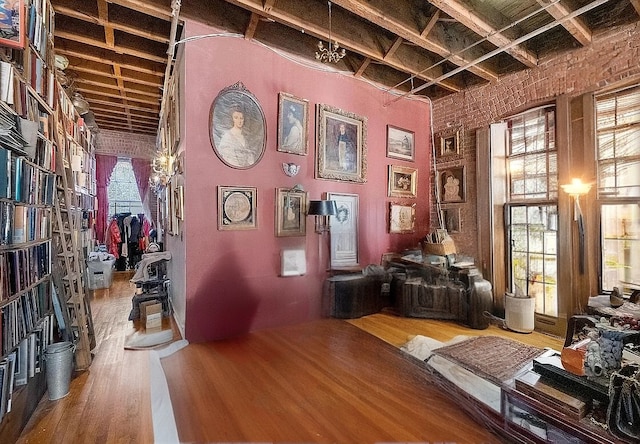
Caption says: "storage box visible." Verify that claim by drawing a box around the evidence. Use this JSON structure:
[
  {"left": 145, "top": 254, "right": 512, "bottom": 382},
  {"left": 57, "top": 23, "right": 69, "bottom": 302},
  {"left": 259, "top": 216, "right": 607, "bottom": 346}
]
[
  {"left": 86, "top": 258, "right": 116, "bottom": 290},
  {"left": 140, "top": 300, "right": 163, "bottom": 332},
  {"left": 421, "top": 236, "right": 456, "bottom": 256}
]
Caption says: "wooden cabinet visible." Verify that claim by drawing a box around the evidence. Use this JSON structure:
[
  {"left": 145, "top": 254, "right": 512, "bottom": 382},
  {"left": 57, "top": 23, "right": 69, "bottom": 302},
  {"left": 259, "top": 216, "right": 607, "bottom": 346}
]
[{"left": 323, "top": 274, "right": 391, "bottom": 319}]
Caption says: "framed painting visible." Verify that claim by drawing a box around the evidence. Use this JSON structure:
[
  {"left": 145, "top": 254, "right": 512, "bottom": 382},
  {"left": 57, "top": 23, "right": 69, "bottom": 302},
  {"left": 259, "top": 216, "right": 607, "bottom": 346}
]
[
  {"left": 327, "top": 192, "right": 359, "bottom": 267},
  {"left": 277, "top": 92, "right": 308, "bottom": 155},
  {"left": 388, "top": 165, "right": 417, "bottom": 198},
  {"left": 389, "top": 203, "right": 415, "bottom": 234},
  {"left": 174, "top": 185, "right": 184, "bottom": 221},
  {"left": 275, "top": 187, "right": 307, "bottom": 237},
  {"left": 210, "top": 81, "right": 266, "bottom": 169},
  {"left": 439, "top": 130, "right": 460, "bottom": 157},
  {"left": 441, "top": 207, "right": 461, "bottom": 233},
  {"left": 316, "top": 104, "right": 367, "bottom": 183},
  {"left": 218, "top": 186, "right": 257, "bottom": 230},
  {"left": 0, "top": 0, "right": 25, "bottom": 49},
  {"left": 386, "top": 125, "right": 414, "bottom": 161},
  {"left": 439, "top": 167, "right": 466, "bottom": 203}
]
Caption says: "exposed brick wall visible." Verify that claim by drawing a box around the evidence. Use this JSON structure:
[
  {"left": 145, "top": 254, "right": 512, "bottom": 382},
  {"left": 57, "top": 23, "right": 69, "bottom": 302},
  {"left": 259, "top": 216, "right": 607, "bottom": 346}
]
[
  {"left": 94, "top": 129, "right": 157, "bottom": 159},
  {"left": 430, "top": 22, "right": 640, "bottom": 258}
]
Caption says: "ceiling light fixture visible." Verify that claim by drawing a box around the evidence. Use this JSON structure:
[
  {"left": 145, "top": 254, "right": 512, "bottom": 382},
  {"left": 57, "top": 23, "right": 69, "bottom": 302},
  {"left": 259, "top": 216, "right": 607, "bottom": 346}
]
[{"left": 315, "top": 1, "right": 346, "bottom": 64}]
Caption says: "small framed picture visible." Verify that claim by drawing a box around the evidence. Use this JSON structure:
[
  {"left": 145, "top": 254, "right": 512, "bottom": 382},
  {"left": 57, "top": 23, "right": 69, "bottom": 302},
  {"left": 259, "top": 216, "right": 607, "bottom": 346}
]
[
  {"left": 441, "top": 208, "right": 461, "bottom": 233},
  {"left": 217, "top": 186, "right": 257, "bottom": 230},
  {"left": 275, "top": 187, "right": 307, "bottom": 237},
  {"left": 439, "top": 131, "right": 460, "bottom": 157},
  {"left": 386, "top": 125, "right": 414, "bottom": 161},
  {"left": 326, "top": 192, "right": 359, "bottom": 267},
  {"left": 439, "top": 167, "right": 466, "bottom": 203},
  {"left": 277, "top": 92, "right": 309, "bottom": 155},
  {"left": 316, "top": 104, "right": 367, "bottom": 183},
  {"left": 389, "top": 203, "right": 416, "bottom": 234},
  {"left": 0, "top": 0, "right": 25, "bottom": 50},
  {"left": 388, "top": 165, "right": 417, "bottom": 198}
]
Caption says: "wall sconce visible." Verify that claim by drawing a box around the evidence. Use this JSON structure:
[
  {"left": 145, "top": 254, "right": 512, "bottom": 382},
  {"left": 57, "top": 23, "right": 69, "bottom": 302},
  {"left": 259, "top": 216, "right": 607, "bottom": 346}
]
[
  {"left": 561, "top": 178, "right": 592, "bottom": 221},
  {"left": 149, "top": 151, "right": 173, "bottom": 196},
  {"left": 308, "top": 200, "right": 337, "bottom": 233}
]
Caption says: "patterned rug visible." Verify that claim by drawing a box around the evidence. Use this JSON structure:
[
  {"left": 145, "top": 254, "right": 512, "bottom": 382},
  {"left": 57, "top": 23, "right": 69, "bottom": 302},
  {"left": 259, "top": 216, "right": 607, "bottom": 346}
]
[{"left": 432, "top": 335, "right": 544, "bottom": 385}]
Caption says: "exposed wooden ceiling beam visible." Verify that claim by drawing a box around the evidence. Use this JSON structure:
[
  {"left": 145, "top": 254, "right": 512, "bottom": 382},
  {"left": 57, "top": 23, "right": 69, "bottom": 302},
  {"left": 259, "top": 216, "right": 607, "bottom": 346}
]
[
  {"left": 631, "top": 0, "right": 640, "bottom": 16},
  {"left": 328, "top": 0, "right": 498, "bottom": 81},
  {"left": 53, "top": 4, "right": 170, "bottom": 43},
  {"left": 427, "top": 0, "right": 538, "bottom": 68},
  {"left": 55, "top": 46, "right": 165, "bottom": 76},
  {"left": 107, "top": 0, "right": 172, "bottom": 21},
  {"left": 55, "top": 31, "right": 166, "bottom": 63},
  {"left": 536, "top": 0, "right": 591, "bottom": 45},
  {"left": 220, "top": 0, "right": 464, "bottom": 92},
  {"left": 245, "top": 12, "right": 260, "bottom": 39}
]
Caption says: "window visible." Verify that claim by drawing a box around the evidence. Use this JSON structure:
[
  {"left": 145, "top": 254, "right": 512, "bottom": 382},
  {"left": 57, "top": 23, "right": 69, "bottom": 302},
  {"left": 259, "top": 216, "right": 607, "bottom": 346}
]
[
  {"left": 595, "top": 86, "right": 640, "bottom": 293},
  {"left": 505, "top": 107, "right": 559, "bottom": 317},
  {"left": 107, "top": 158, "right": 143, "bottom": 216}
]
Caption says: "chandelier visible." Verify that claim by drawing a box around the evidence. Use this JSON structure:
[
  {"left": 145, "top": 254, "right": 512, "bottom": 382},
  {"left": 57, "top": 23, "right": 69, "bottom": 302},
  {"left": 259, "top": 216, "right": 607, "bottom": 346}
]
[
  {"left": 149, "top": 151, "right": 173, "bottom": 196},
  {"left": 315, "top": 1, "right": 346, "bottom": 63}
]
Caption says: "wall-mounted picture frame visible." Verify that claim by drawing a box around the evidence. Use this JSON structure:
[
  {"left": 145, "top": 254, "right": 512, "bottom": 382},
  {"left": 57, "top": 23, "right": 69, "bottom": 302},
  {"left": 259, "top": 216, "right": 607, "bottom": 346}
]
[
  {"left": 174, "top": 185, "right": 184, "bottom": 221},
  {"left": 439, "top": 130, "right": 460, "bottom": 157},
  {"left": 327, "top": 192, "right": 359, "bottom": 267},
  {"left": 386, "top": 125, "right": 414, "bottom": 161},
  {"left": 441, "top": 207, "right": 461, "bottom": 233},
  {"left": 0, "top": 0, "right": 25, "bottom": 50},
  {"left": 275, "top": 187, "right": 307, "bottom": 237},
  {"left": 210, "top": 81, "right": 266, "bottom": 169},
  {"left": 277, "top": 92, "right": 309, "bottom": 155},
  {"left": 217, "top": 185, "right": 257, "bottom": 230},
  {"left": 389, "top": 203, "right": 416, "bottom": 234},
  {"left": 316, "top": 104, "right": 367, "bottom": 183},
  {"left": 439, "top": 166, "right": 466, "bottom": 203},
  {"left": 388, "top": 165, "right": 417, "bottom": 198}
]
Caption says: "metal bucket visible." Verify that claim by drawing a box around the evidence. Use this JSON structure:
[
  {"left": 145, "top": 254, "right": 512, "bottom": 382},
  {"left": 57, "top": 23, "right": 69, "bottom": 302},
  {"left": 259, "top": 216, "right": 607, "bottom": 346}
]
[{"left": 44, "top": 342, "right": 75, "bottom": 400}]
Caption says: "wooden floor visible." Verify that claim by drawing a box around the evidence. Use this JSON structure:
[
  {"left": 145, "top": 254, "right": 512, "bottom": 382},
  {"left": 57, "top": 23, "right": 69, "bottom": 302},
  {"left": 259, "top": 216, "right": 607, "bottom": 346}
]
[{"left": 16, "top": 272, "right": 564, "bottom": 443}]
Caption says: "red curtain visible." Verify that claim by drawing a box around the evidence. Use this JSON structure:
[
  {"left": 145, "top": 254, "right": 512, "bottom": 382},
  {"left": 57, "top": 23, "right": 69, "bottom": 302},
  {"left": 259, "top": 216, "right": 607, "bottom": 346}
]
[
  {"left": 95, "top": 154, "right": 118, "bottom": 244},
  {"left": 130, "top": 157, "right": 151, "bottom": 206}
]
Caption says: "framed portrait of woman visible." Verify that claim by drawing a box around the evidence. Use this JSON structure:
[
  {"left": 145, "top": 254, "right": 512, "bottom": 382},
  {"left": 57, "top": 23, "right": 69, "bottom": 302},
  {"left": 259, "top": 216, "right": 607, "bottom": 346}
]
[
  {"left": 210, "top": 81, "right": 266, "bottom": 169},
  {"left": 316, "top": 104, "right": 367, "bottom": 183},
  {"left": 277, "top": 93, "right": 308, "bottom": 155}
]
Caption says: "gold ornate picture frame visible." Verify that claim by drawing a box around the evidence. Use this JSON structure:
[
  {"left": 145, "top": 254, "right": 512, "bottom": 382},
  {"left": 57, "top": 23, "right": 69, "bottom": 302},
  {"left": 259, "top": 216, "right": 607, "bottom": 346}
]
[
  {"left": 388, "top": 165, "right": 417, "bottom": 198},
  {"left": 275, "top": 187, "right": 307, "bottom": 237},
  {"left": 316, "top": 104, "right": 367, "bottom": 183},
  {"left": 277, "top": 92, "right": 309, "bottom": 155},
  {"left": 389, "top": 203, "right": 416, "bottom": 234}
]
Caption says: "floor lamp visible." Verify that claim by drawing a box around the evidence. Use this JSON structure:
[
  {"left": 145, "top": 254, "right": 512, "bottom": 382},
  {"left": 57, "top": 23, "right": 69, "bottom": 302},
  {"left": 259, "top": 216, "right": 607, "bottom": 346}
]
[{"left": 308, "top": 200, "right": 338, "bottom": 271}]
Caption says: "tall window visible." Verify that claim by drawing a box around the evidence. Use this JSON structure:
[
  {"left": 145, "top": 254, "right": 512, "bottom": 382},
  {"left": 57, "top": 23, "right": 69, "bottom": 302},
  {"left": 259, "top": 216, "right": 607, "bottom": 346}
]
[
  {"left": 595, "top": 86, "right": 640, "bottom": 293},
  {"left": 505, "top": 106, "right": 559, "bottom": 317},
  {"left": 107, "top": 158, "right": 143, "bottom": 216}
]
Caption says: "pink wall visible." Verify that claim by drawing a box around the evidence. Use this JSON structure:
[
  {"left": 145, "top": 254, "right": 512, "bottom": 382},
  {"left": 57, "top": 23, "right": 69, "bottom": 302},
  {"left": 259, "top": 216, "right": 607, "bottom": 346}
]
[{"left": 181, "top": 21, "right": 432, "bottom": 342}]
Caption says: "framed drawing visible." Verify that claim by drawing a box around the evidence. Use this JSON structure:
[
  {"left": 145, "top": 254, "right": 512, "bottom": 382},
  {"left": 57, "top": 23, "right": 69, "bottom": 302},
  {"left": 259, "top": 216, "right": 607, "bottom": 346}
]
[
  {"left": 439, "top": 130, "right": 460, "bottom": 157},
  {"left": 386, "top": 125, "right": 414, "bottom": 161},
  {"left": 327, "top": 192, "right": 359, "bottom": 267},
  {"left": 439, "top": 167, "right": 466, "bottom": 203},
  {"left": 0, "top": 0, "right": 25, "bottom": 49},
  {"left": 210, "top": 81, "right": 266, "bottom": 169},
  {"left": 316, "top": 104, "right": 367, "bottom": 183},
  {"left": 388, "top": 165, "right": 417, "bottom": 198},
  {"left": 389, "top": 203, "right": 416, "bottom": 234},
  {"left": 275, "top": 187, "right": 307, "bottom": 237},
  {"left": 277, "top": 92, "right": 308, "bottom": 155},
  {"left": 441, "top": 207, "right": 461, "bottom": 233},
  {"left": 174, "top": 185, "right": 184, "bottom": 221},
  {"left": 218, "top": 186, "right": 257, "bottom": 230}
]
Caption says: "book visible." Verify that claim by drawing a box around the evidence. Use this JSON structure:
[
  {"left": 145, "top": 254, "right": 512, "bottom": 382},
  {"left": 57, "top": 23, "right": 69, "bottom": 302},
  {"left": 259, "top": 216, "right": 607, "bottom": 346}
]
[{"left": 0, "top": 146, "right": 11, "bottom": 198}]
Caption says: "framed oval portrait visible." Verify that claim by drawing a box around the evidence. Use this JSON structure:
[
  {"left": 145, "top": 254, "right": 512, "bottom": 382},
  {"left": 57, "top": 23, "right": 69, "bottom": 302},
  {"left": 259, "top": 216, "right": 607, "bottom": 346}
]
[{"left": 210, "top": 81, "right": 266, "bottom": 169}]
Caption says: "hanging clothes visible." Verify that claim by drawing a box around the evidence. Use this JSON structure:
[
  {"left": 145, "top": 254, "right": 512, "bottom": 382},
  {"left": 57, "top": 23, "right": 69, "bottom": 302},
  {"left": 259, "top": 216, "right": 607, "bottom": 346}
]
[{"left": 106, "top": 218, "right": 121, "bottom": 258}]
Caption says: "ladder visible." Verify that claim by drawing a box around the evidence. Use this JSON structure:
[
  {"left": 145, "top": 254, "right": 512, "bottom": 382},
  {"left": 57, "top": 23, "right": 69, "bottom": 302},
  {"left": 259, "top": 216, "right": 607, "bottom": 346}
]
[{"left": 50, "top": 137, "right": 95, "bottom": 370}]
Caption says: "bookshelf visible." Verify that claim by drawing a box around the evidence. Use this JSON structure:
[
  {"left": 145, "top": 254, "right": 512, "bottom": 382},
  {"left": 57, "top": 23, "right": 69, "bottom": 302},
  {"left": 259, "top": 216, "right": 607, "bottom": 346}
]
[{"left": 0, "top": 1, "right": 62, "bottom": 441}]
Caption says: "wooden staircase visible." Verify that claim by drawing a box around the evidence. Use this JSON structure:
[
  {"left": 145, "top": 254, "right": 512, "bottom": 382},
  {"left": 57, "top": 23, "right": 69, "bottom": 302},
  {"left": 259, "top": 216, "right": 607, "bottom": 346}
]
[{"left": 50, "top": 137, "right": 95, "bottom": 370}]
